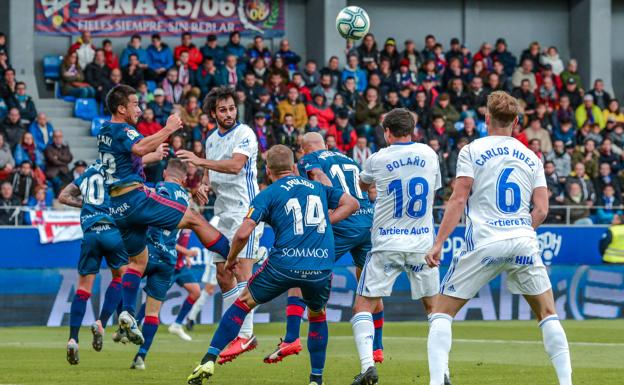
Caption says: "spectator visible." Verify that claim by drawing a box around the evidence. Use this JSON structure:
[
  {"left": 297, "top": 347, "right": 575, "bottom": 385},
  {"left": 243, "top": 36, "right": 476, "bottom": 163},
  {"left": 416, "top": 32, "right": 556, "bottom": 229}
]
[
  {"left": 520, "top": 42, "right": 541, "bottom": 73},
  {"left": 393, "top": 59, "right": 418, "bottom": 90},
  {"left": 412, "top": 90, "right": 430, "bottom": 128},
  {"left": 252, "top": 88, "right": 276, "bottom": 123},
  {"left": 216, "top": 54, "right": 243, "bottom": 88},
  {"left": 68, "top": 30, "right": 96, "bottom": 69},
  {"left": 0, "top": 133, "right": 14, "bottom": 180},
  {"left": 0, "top": 68, "right": 16, "bottom": 101},
  {"left": 351, "top": 136, "right": 372, "bottom": 166},
  {"left": 0, "top": 181, "right": 21, "bottom": 225},
  {"left": 355, "top": 87, "right": 384, "bottom": 142},
  {"left": 431, "top": 93, "right": 460, "bottom": 136},
  {"left": 180, "top": 96, "right": 202, "bottom": 131},
  {"left": 176, "top": 51, "right": 200, "bottom": 99},
  {"left": 85, "top": 49, "right": 111, "bottom": 102},
  {"left": 136, "top": 108, "right": 162, "bottom": 137},
  {"left": 29, "top": 112, "right": 53, "bottom": 153},
  {"left": 27, "top": 184, "right": 49, "bottom": 210},
  {"left": 512, "top": 79, "right": 537, "bottom": 116},
  {"left": 305, "top": 115, "right": 323, "bottom": 135},
  {"left": 251, "top": 57, "right": 269, "bottom": 85},
  {"left": 162, "top": 68, "right": 184, "bottom": 105},
  {"left": 427, "top": 115, "right": 450, "bottom": 156},
  {"left": 567, "top": 162, "right": 596, "bottom": 203},
  {"left": 72, "top": 160, "right": 87, "bottom": 181},
  {"left": 301, "top": 60, "right": 321, "bottom": 89},
  {"left": 170, "top": 134, "right": 185, "bottom": 155},
  {"left": 0, "top": 49, "right": 9, "bottom": 81},
  {"left": 44, "top": 130, "right": 73, "bottom": 194},
  {"left": 608, "top": 123, "right": 624, "bottom": 152},
  {"left": 223, "top": 31, "right": 246, "bottom": 65},
  {"left": 269, "top": 56, "right": 290, "bottom": 84},
  {"left": 252, "top": 112, "right": 275, "bottom": 156},
  {"left": 380, "top": 38, "right": 401, "bottom": 71},
  {"left": 100, "top": 68, "right": 122, "bottom": 110},
  {"left": 356, "top": 33, "right": 379, "bottom": 67},
  {"left": 267, "top": 72, "right": 287, "bottom": 103},
  {"left": 603, "top": 99, "right": 624, "bottom": 123},
  {"left": 418, "top": 59, "right": 440, "bottom": 85},
  {"left": 560, "top": 59, "right": 583, "bottom": 91},
  {"left": 511, "top": 58, "right": 536, "bottom": 92},
  {"left": 598, "top": 138, "right": 620, "bottom": 172},
  {"left": 237, "top": 72, "right": 263, "bottom": 104},
  {"left": 147, "top": 33, "right": 173, "bottom": 81},
  {"left": 534, "top": 102, "right": 556, "bottom": 132},
  {"left": 383, "top": 90, "right": 402, "bottom": 112},
  {"left": 564, "top": 182, "right": 592, "bottom": 224},
  {"left": 342, "top": 54, "right": 367, "bottom": 93},
  {"left": 119, "top": 34, "right": 149, "bottom": 68},
  {"left": 561, "top": 77, "right": 583, "bottom": 110},
  {"left": 326, "top": 135, "right": 339, "bottom": 152},
  {"left": 247, "top": 35, "right": 272, "bottom": 66},
  {"left": 335, "top": 110, "right": 357, "bottom": 153},
  {"left": 0, "top": 108, "right": 25, "bottom": 149},
  {"left": 60, "top": 51, "right": 96, "bottom": 99},
  {"left": 466, "top": 76, "right": 488, "bottom": 119},
  {"left": 544, "top": 160, "right": 564, "bottom": 200},
  {"left": 443, "top": 38, "right": 462, "bottom": 66},
  {"left": 315, "top": 73, "right": 337, "bottom": 104},
  {"left": 320, "top": 56, "right": 341, "bottom": 89},
  {"left": 274, "top": 39, "right": 301, "bottom": 72},
  {"left": 200, "top": 34, "right": 225, "bottom": 67},
  {"left": 7, "top": 82, "right": 36, "bottom": 124},
  {"left": 555, "top": 95, "right": 577, "bottom": 129},
  {"left": 193, "top": 113, "right": 215, "bottom": 143},
  {"left": 588, "top": 79, "right": 611, "bottom": 110},
  {"left": 492, "top": 38, "right": 516, "bottom": 77},
  {"left": 306, "top": 90, "right": 334, "bottom": 133},
  {"left": 429, "top": 137, "right": 450, "bottom": 184},
  {"left": 536, "top": 76, "right": 559, "bottom": 110},
  {"left": 121, "top": 53, "right": 145, "bottom": 89},
  {"left": 11, "top": 160, "right": 36, "bottom": 205},
  {"left": 595, "top": 184, "right": 623, "bottom": 224},
  {"left": 421, "top": 34, "right": 437, "bottom": 60},
  {"left": 572, "top": 138, "right": 600, "bottom": 178},
  {"left": 276, "top": 113, "right": 299, "bottom": 151},
  {"left": 448, "top": 77, "right": 469, "bottom": 112},
  {"left": 135, "top": 81, "right": 153, "bottom": 111},
  {"left": 473, "top": 42, "right": 493, "bottom": 72},
  {"left": 235, "top": 89, "right": 253, "bottom": 125},
  {"left": 594, "top": 162, "right": 622, "bottom": 198},
  {"left": 540, "top": 46, "right": 564, "bottom": 75},
  {"left": 547, "top": 140, "right": 572, "bottom": 180},
  {"left": 194, "top": 56, "right": 217, "bottom": 99},
  {"left": 277, "top": 87, "right": 307, "bottom": 130},
  {"left": 576, "top": 94, "right": 605, "bottom": 129},
  {"left": 102, "top": 39, "right": 119, "bottom": 70},
  {"left": 192, "top": 140, "right": 204, "bottom": 159},
  {"left": 529, "top": 138, "right": 546, "bottom": 163},
  {"left": 458, "top": 117, "right": 480, "bottom": 143}
]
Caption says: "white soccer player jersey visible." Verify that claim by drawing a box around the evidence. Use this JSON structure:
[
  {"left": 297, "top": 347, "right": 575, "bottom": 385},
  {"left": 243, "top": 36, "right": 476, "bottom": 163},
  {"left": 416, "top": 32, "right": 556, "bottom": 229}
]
[
  {"left": 360, "top": 142, "right": 441, "bottom": 253},
  {"left": 205, "top": 123, "right": 259, "bottom": 216},
  {"left": 456, "top": 136, "right": 547, "bottom": 250}
]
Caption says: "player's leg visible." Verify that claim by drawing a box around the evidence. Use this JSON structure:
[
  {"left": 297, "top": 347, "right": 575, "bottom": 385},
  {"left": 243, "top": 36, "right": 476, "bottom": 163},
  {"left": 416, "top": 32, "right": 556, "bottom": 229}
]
[
  {"left": 91, "top": 266, "right": 126, "bottom": 352},
  {"left": 169, "top": 279, "right": 200, "bottom": 341},
  {"left": 67, "top": 273, "right": 95, "bottom": 365},
  {"left": 306, "top": 307, "right": 329, "bottom": 385},
  {"left": 187, "top": 267, "right": 217, "bottom": 330},
  {"left": 131, "top": 296, "right": 163, "bottom": 370},
  {"left": 233, "top": 258, "right": 255, "bottom": 338},
  {"left": 523, "top": 290, "right": 572, "bottom": 385},
  {"left": 117, "top": 247, "right": 148, "bottom": 345},
  {"left": 177, "top": 208, "right": 230, "bottom": 260},
  {"left": 264, "top": 287, "right": 305, "bottom": 364}
]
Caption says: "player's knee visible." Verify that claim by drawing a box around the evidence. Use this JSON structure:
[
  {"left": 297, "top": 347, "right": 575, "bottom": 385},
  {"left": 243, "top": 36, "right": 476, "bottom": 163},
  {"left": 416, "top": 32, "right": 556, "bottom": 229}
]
[
  {"left": 111, "top": 266, "right": 126, "bottom": 278},
  {"left": 307, "top": 307, "right": 326, "bottom": 320},
  {"left": 216, "top": 266, "right": 234, "bottom": 288},
  {"left": 238, "top": 288, "right": 257, "bottom": 309},
  {"left": 287, "top": 287, "right": 302, "bottom": 297},
  {"left": 188, "top": 284, "right": 201, "bottom": 299}
]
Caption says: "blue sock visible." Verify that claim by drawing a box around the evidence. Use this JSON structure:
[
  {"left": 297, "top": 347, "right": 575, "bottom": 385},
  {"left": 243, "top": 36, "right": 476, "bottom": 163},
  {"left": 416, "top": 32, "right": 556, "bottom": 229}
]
[
  {"left": 99, "top": 277, "right": 122, "bottom": 326},
  {"left": 201, "top": 299, "right": 250, "bottom": 364},
  {"left": 285, "top": 296, "right": 306, "bottom": 343},
  {"left": 206, "top": 234, "right": 230, "bottom": 259},
  {"left": 136, "top": 302, "right": 146, "bottom": 325},
  {"left": 373, "top": 310, "right": 384, "bottom": 351},
  {"left": 121, "top": 268, "right": 142, "bottom": 315},
  {"left": 137, "top": 316, "right": 159, "bottom": 360},
  {"left": 175, "top": 296, "right": 196, "bottom": 324},
  {"left": 307, "top": 313, "right": 328, "bottom": 383},
  {"left": 69, "top": 289, "right": 91, "bottom": 342}
]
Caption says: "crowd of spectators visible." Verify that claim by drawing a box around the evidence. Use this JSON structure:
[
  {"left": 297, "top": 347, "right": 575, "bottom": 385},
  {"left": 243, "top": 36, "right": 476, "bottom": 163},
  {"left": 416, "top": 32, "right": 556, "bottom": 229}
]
[
  {"left": 0, "top": 32, "right": 83, "bottom": 224},
  {"left": 9, "top": 29, "right": 624, "bottom": 225}
]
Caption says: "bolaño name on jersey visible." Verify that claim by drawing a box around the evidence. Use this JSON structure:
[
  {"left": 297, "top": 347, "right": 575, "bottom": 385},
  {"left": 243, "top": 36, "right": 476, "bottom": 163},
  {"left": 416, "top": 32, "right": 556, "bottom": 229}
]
[{"left": 385, "top": 155, "right": 427, "bottom": 172}]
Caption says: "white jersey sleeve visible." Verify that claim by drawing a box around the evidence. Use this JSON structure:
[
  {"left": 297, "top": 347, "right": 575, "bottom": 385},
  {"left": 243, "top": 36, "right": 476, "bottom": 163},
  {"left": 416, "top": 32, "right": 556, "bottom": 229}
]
[
  {"left": 460, "top": 136, "right": 543, "bottom": 250},
  {"left": 205, "top": 123, "right": 259, "bottom": 215},
  {"left": 367, "top": 143, "right": 441, "bottom": 253}
]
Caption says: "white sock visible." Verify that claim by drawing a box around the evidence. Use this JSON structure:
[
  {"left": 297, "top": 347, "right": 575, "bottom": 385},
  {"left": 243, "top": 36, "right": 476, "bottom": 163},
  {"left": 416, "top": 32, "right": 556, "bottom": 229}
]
[
  {"left": 427, "top": 313, "right": 451, "bottom": 380},
  {"left": 540, "top": 315, "right": 572, "bottom": 385},
  {"left": 188, "top": 290, "right": 209, "bottom": 322},
  {"left": 351, "top": 312, "right": 375, "bottom": 373},
  {"left": 221, "top": 286, "right": 240, "bottom": 315},
  {"left": 236, "top": 281, "right": 255, "bottom": 338},
  {"left": 428, "top": 313, "right": 453, "bottom": 385}
]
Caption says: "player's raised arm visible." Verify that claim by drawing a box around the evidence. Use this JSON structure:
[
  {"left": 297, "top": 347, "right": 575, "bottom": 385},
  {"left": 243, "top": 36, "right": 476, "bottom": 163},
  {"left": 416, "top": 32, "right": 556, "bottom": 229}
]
[
  {"left": 225, "top": 218, "right": 257, "bottom": 270},
  {"left": 426, "top": 176, "right": 473, "bottom": 267},
  {"left": 142, "top": 143, "right": 169, "bottom": 165},
  {"left": 132, "top": 114, "right": 182, "bottom": 157},
  {"left": 58, "top": 182, "right": 83, "bottom": 208},
  {"left": 176, "top": 150, "right": 248, "bottom": 175}
]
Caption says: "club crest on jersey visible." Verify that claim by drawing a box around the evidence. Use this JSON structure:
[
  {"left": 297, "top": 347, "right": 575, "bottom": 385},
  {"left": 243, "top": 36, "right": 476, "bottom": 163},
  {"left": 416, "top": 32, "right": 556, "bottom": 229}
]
[{"left": 125, "top": 128, "right": 140, "bottom": 140}]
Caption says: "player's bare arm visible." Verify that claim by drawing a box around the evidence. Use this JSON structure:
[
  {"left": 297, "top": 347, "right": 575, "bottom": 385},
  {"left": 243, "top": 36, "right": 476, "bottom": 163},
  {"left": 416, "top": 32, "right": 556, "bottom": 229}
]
[
  {"left": 175, "top": 244, "right": 199, "bottom": 267},
  {"left": 308, "top": 168, "right": 333, "bottom": 187},
  {"left": 329, "top": 193, "right": 359, "bottom": 224},
  {"left": 530, "top": 186, "right": 549, "bottom": 229},
  {"left": 141, "top": 143, "right": 169, "bottom": 165},
  {"left": 426, "top": 176, "right": 473, "bottom": 267},
  {"left": 176, "top": 150, "right": 248, "bottom": 175},
  {"left": 58, "top": 183, "right": 83, "bottom": 208},
  {"left": 131, "top": 114, "right": 182, "bottom": 157},
  {"left": 224, "top": 217, "right": 256, "bottom": 271}
]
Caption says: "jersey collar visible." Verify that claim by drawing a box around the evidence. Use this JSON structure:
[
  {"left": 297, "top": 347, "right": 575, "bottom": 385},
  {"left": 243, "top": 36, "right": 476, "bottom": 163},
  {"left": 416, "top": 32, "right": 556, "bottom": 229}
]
[
  {"left": 391, "top": 141, "right": 414, "bottom": 146},
  {"left": 217, "top": 121, "right": 241, "bottom": 137}
]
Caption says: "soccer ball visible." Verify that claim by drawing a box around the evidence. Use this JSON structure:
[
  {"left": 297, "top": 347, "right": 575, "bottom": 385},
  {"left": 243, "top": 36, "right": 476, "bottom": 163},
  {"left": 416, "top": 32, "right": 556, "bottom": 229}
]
[{"left": 336, "top": 6, "right": 370, "bottom": 41}]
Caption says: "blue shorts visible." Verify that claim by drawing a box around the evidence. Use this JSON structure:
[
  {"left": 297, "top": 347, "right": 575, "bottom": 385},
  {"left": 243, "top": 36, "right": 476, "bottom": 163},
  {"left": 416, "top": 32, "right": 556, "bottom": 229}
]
[
  {"left": 334, "top": 226, "right": 372, "bottom": 269},
  {"left": 143, "top": 255, "right": 176, "bottom": 302},
  {"left": 174, "top": 266, "right": 198, "bottom": 287},
  {"left": 111, "top": 187, "right": 187, "bottom": 257},
  {"left": 78, "top": 224, "right": 128, "bottom": 276},
  {"left": 247, "top": 262, "right": 332, "bottom": 312}
]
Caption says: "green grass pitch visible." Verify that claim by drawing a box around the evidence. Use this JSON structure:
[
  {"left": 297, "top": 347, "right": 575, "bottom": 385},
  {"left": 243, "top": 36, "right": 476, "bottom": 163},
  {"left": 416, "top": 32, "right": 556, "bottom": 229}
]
[{"left": 0, "top": 320, "right": 622, "bottom": 384}]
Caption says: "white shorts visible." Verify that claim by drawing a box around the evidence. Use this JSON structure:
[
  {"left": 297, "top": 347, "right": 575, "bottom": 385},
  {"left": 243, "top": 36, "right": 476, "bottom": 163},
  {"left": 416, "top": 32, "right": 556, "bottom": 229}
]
[
  {"left": 440, "top": 236, "right": 552, "bottom": 299},
  {"left": 212, "top": 213, "right": 264, "bottom": 263},
  {"left": 201, "top": 261, "right": 218, "bottom": 285},
  {"left": 357, "top": 251, "right": 440, "bottom": 300}
]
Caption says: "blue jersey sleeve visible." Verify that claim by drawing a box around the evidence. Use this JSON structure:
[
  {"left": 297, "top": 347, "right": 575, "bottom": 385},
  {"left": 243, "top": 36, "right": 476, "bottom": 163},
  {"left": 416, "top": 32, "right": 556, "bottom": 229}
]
[
  {"left": 324, "top": 185, "right": 343, "bottom": 210},
  {"left": 247, "top": 190, "right": 272, "bottom": 224},
  {"left": 119, "top": 126, "right": 144, "bottom": 153},
  {"left": 299, "top": 153, "right": 322, "bottom": 176}
]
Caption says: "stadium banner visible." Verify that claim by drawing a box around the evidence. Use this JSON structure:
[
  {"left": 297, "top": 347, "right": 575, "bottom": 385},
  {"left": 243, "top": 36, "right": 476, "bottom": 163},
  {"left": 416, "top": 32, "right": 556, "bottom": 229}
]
[
  {"left": 0, "top": 264, "right": 622, "bottom": 326},
  {"left": 35, "top": 0, "right": 286, "bottom": 38},
  {"left": 27, "top": 209, "right": 82, "bottom": 244},
  {"left": 0, "top": 225, "right": 605, "bottom": 269}
]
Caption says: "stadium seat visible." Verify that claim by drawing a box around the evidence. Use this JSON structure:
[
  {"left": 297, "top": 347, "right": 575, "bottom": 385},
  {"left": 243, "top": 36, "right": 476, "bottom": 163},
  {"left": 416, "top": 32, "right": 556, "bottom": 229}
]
[
  {"left": 42, "top": 55, "right": 62, "bottom": 82},
  {"left": 55, "top": 83, "right": 76, "bottom": 102},
  {"left": 146, "top": 80, "right": 157, "bottom": 92},
  {"left": 74, "top": 98, "right": 98, "bottom": 121},
  {"left": 90, "top": 116, "right": 108, "bottom": 136}
]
